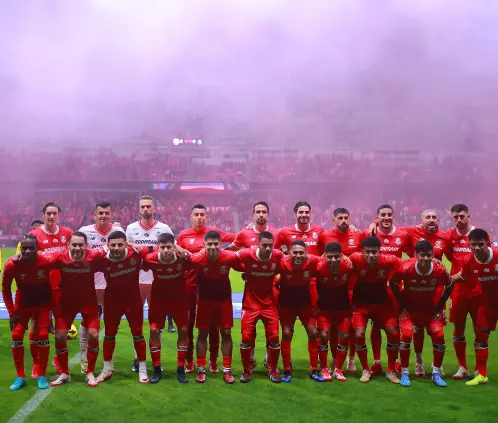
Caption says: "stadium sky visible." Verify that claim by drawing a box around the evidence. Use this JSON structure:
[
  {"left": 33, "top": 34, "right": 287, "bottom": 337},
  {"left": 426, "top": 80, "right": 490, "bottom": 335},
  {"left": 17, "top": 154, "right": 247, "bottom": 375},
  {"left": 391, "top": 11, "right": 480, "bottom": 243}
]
[{"left": 1, "top": 0, "right": 498, "bottom": 148}]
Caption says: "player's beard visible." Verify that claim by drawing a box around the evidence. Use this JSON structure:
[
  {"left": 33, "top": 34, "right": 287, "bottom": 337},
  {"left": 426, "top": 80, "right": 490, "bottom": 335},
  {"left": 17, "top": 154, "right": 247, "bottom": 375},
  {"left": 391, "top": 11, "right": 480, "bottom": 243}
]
[
  {"left": 110, "top": 250, "right": 126, "bottom": 261},
  {"left": 338, "top": 223, "right": 348, "bottom": 232}
]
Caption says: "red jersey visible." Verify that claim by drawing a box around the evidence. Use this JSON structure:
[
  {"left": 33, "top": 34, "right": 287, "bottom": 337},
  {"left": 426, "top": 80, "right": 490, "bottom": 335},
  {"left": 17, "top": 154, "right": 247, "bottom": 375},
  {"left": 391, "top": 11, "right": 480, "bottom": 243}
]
[
  {"left": 189, "top": 250, "right": 242, "bottom": 301},
  {"left": 349, "top": 253, "right": 402, "bottom": 305},
  {"left": 278, "top": 255, "right": 320, "bottom": 308},
  {"left": 393, "top": 258, "right": 451, "bottom": 312},
  {"left": 30, "top": 225, "right": 73, "bottom": 289},
  {"left": 318, "top": 227, "right": 366, "bottom": 256},
  {"left": 232, "top": 225, "right": 280, "bottom": 250},
  {"left": 236, "top": 248, "right": 284, "bottom": 308},
  {"left": 315, "top": 257, "right": 354, "bottom": 310},
  {"left": 177, "top": 226, "right": 235, "bottom": 288},
  {"left": 404, "top": 227, "right": 451, "bottom": 261},
  {"left": 2, "top": 255, "right": 54, "bottom": 315},
  {"left": 53, "top": 249, "right": 99, "bottom": 308},
  {"left": 446, "top": 226, "right": 475, "bottom": 277},
  {"left": 376, "top": 226, "right": 411, "bottom": 258},
  {"left": 460, "top": 247, "right": 498, "bottom": 308},
  {"left": 275, "top": 224, "right": 324, "bottom": 256},
  {"left": 143, "top": 252, "right": 190, "bottom": 301},
  {"left": 96, "top": 246, "right": 149, "bottom": 299}
]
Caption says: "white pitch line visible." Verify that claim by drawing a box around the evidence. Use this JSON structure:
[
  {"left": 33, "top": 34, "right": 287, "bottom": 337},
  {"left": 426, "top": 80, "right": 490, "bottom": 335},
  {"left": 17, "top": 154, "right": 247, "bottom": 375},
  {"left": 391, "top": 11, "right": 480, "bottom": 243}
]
[{"left": 7, "top": 329, "right": 104, "bottom": 423}]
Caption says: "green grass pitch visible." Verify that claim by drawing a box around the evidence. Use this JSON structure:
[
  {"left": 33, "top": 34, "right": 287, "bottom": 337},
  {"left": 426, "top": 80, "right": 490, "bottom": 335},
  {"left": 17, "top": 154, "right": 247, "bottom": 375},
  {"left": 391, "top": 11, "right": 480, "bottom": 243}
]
[{"left": 1, "top": 250, "right": 498, "bottom": 423}]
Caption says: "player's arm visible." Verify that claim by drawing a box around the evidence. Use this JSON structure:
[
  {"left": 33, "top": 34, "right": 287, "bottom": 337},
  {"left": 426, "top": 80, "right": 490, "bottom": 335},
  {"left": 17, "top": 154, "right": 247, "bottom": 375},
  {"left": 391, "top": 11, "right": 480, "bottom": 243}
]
[
  {"left": 274, "top": 231, "right": 288, "bottom": 254},
  {"left": 389, "top": 272, "right": 406, "bottom": 317},
  {"left": 434, "top": 273, "right": 454, "bottom": 316},
  {"left": 1, "top": 262, "right": 16, "bottom": 318}
]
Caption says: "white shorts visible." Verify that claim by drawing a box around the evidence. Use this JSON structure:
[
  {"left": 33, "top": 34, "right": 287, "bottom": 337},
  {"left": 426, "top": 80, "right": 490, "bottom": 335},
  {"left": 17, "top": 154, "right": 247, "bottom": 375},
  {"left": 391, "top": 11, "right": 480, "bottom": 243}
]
[{"left": 94, "top": 272, "right": 107, "bottom": 290}]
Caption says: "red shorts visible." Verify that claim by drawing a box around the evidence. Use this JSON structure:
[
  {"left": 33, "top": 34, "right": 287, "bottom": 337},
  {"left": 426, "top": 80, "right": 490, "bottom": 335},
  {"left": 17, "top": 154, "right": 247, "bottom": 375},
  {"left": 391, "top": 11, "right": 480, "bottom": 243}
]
[
  {"left": 279, "top": 304, "right": 316, "bottom": 328},
  {"left": 104, "top": 297, "right": 143, "bottom": 335},
  {"left": 310, "top": 280, "right": 318, "bottom": 310},
  {"left": 352, "top": 303, "right": 398, "bottom": 329},
  {"left": 12, "top": 307, "right": 51, "bottom": 332},
  {"left": 386, "top": 288, "right": 398, "bottom": 314},
  {"left": 196, "top": 299, "right": 233, "bottom": 330},
  {"left": 400, "top": 312, "right": 443, "bottom": 335},
  {"left": 318, "top": 309, "right": 351, "bottom": 333},
  {"left": 476, "top": 306, "right": 498, "bottom": 331},
  {"left": 52, "top": 289, "right": 61, "bottom": 313},
  {"left": 241, "top": 306, "right": 279, "bottom": 339},
  {"left": 449, "top": 290, "right": 482, "bottom": 325},
  {"left": 56, "top": 304, "right": 100, "bottom": 331},
  {"left": 149, "top": 298, "right": 189, "bottom": 330}
]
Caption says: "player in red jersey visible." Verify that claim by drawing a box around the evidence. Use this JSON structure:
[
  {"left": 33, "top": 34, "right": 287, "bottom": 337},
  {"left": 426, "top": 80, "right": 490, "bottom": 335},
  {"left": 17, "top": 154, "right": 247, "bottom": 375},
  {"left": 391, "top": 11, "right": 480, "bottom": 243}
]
[
  {"left": 143, "top": 233, "right": 190, "bottom": 384},
  {"left": 176, "top": 204, "right": 235, "bottom": 373},
  {"left": 349, "top": 236, "right": 402, "bottom": 384},
  {"left": 93, "top": 231, "right": 150, "bottom": 384},
  {"left": 367, "top": 205, "right": 410, "bottom": 375},
  {"left": 453, "top": 229, "right": 497, "bottom": 386},
  {"left": 316, "top": 242, "right": 355, "bottom": 382},
  {"left": 50, "top": 232, "right": 101, "bottom": 388},
  {"left": 226, "top": 201, "right": 279, "bottom": 369},
  {"left": 236, "top": 231, "right": 283, "bottom": 383},
  {"left": 278, "top": 240, "right": 324, "bottom": 383},
  {"left": 445, "top": 204, "right": 478, "bottom": 379},
  {"left": 390, "top": 241, "right": 453, "bottom": 388},
  {"left": 2, "top": 235, "right": 54, "bottom": 391},
  {"left": 29, "top": 202, "right": 72, "bottom": 377},
  {"left": 189, "top": 230, "right": 243, "bottom": 384},
  {"left": 318, "top": 207, "right": 365, "bottom": 373}
]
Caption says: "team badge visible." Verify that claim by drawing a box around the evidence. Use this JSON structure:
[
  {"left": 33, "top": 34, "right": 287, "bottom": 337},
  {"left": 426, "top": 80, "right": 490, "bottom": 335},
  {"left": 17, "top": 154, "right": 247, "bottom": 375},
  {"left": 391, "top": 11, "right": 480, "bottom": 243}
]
[
  {"left": 434, "top": 240, "right": 442, "bottom": 248},
  {"left": 378, "top": 270, "right": 385, "bottom": 277},
  {"left": 304, "top": 271, "right": 310, "bottom": 278},
  {"left": 190, "top": 239, "right": 195, "bottom": 244},
  {"left": 349, "top": 239, "right": 354, "bottom": 245},
  {"left": 61, "top": 236, "right": 66, "bottom": 243},
  {"left": 271, "top": 263, "right": 276, "bottom": 270},
  {"left": 312, "top": 232, "right": 318, "bottom": 239},
  {"left": 220, "top": 265, "right": 228, "bottom": 273},
  {"left": 130, "top": 258, "right": 137, "bottom": 266},
  {"left": 395, "top": 238, "right": 401, "bottom": 245}
]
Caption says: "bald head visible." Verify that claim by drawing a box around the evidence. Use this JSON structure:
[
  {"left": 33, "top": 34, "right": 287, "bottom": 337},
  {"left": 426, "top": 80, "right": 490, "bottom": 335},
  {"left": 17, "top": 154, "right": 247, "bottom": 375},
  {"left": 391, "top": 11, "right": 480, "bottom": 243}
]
[{"left": 421, "top": 209, "right": 439, "bottom": 233}]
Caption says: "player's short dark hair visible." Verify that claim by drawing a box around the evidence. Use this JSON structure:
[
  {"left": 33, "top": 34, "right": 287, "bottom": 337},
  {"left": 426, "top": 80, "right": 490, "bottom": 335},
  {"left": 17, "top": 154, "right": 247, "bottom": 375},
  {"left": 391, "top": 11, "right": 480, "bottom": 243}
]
[
  {"left": 377, "top": 204, "right": 393, "bottom": 215},
  {"left": 70, "top": 231, "right": 87, "bottom": 243},
  {"left": 41, "top": 202, "right": 61, "bottom": 213},
  {"left": 362, "top": 236, "right": 381, "bottom": 249},
  {"left": 258, "top": 231, "right": 274, "bottom": 242},
  {"left": 31, "top": 219, "right": 43, "bottom": 226},
  {"left": 253, "top": 201, "right": 269, "bottom": 214},
  {"left": 192, "top": 204, "right": 207, "bottom": 212},
  {"left": 290, "top": 239, "right": 306, "bottom": 249},
  {"left": 140, "top": 195, "right": 154, "bottom": 203},
  {"left": 108, "top": 231, "right": 126, "bottom": 242},
  {"left": 468, "top": 228, "right": 489, "bottom": 242},
  {"left": 324, "top": 242, "right": 342, "bottom": 253},
  {"left": 333, "top": 208, "right": 349, "bottom": 217},
  {"left": 451, "top": 204, "right": 469, "bottom": 214},
  {"left": 293, "top": 201, "right": 311, "bottom": 213},
  {"left": 21, "top": 234, "right": 38, "bottom": 246},
  {"left": 158, "top": 232, "right": 175, "bottom": 245},
  {"left": 415, "top": 240, "right": 433, "bottom": 254},
  {"left": 204, "top": 230, "right": 221, "bottom": 241},
  {"left": 96, "top": 202, "right": 112, "bottom": 210}
]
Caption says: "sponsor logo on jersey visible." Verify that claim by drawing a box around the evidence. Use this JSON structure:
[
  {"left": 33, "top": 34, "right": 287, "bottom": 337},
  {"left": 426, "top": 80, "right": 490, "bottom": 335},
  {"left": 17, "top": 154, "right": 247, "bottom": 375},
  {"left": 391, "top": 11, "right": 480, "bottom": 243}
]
[
  {"left": 262, "top": 265, "right": 267, "bottom": 270},
  {"left": 460, "top": 239, "right": 466, "bottom": 244},
  {"left": 453, "top": 247, "right": 471, "bottom": 253},
  {"left": 53, "top": 239, "right": 59, "bottom": 243},
  {"left": 110, "top": 267, "right": 137, "bottom": 278},
  {"left": 250, "top": 271, "right": 275, "bottom": 277},
  {"left": 421, "top": 279, "right": 427, "bottom": 285},
  {"left": 252, "top": 264, "right": 258, "bottom": 268},
  {"left": 101, "top": 238, "right": 106, "bottom": 243},
  {"left": 484, "top": 268, "right": 490, "bottom": 273},
  {"left": 384, "top": 239, "right": 389, "bottom": 243}
]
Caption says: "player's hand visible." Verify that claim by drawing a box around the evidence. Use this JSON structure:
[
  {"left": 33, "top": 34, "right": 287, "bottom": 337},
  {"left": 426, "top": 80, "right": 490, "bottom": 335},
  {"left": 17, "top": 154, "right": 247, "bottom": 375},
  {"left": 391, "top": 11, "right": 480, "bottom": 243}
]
[
  {"left": 399, "top": 308, "right": 409, "bottom": 320},
  {"left": 129, "top": 243, "right": 142, "bottom": 254},
  {"left": 9, "top": 316, "right": 19, "bottom": 331},
  {"left": 349, "top": 224, "right": 360, "bottom": 233},
  {"left": 342, "top": 255, "right": 352, "bottom": 267},
  {"left": 432, "top": 258, "right": 444, "bottom": 267},
  {"left": 441, "top": 309, "right": 447, "bottom": 323},
  {"left": 368, "top": 222, "right": 377, "bottom": 236},
  {"left": 175, "top": 244, "right": 188, "bottom": 258},
  {"left": 199, "top": 247, "right": 206, "bottom": 255},
  {"left": 12, "top": 252, "right": 22, "bottom": 262}
]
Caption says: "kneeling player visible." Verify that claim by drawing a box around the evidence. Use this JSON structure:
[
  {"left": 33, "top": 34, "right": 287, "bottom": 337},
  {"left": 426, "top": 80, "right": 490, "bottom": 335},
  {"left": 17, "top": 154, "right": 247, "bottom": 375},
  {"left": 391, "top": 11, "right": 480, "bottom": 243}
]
[
  {"left": 391, "top": 241, "right": 453, "bottom": 387},
  {"left": 236, "top": 231, "right": 283, "bottom": 383},
  {"left": 143, "top": 233, "right": 190, "bottom": 384},
  {"left": 316, "top": 242, "right": 354, "bottom": 382},
  {"left": 454, "top": 229, "right": 498, "bottom": 386},
  {"left": 279, "top": 240, "right": 323, "bottom": 383},
  {"left": 2, "top": 235, "right": 53, "bottom": 391},
  {"left": 349, "top": 237, "right": 402, "bottom": 384},
  {"left": 94, "top": 232, "right": 150, "bottom": 384}
]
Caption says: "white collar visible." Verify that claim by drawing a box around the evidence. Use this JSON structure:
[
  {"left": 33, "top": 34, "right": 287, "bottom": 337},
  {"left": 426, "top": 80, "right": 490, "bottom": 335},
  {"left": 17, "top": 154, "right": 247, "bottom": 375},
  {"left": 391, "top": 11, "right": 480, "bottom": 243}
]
[
  {"left": 456, "top": 225, "right": 475, "bottom": 237},
  {"left": 295, "top": 223, "right": 311, "bottom": 233},
  {"left": 256, "top": 248, "right": 272, "bottom": 262},
  {"left": 415, "top": 261, "right": 433, "bottom": 276},
  {"left": 41, "top": 224, "right": 59, "bottom": 235},
  {"left": 475, "top": 247, "right": 493, "bottom": 265}
]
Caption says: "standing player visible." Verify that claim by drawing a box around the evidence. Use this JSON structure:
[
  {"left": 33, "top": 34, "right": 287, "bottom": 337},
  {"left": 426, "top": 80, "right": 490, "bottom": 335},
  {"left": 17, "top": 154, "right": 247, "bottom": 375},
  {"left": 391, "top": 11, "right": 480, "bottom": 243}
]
[
  {"left": 349, "top": 236, "right": 402, "bottom": 384},
  {"left": 278, "top": 240, "right": 324, "bottom": 383},
  {"left": 177, "top": 204, "right": 235, "bottom": 373},
  {"left": 143, "top": 233, "right": 190, "bottom": 384},
  {"left": 390, "top": 241, "right": 453, "bottom": 387},
  {"left": 316, "top": 242, "right": 355, "bottom": 382},
  {"left": 236, "top": 231, "right": 283, "bottom": 383},
  {"left": 189, "top": 230, "right": 243, "bottom": 384},
  {"left": 452, "top": 229, "right": 497, "bottom": 386},
  {"left": 446, "top": 204, "right": 477, "bottom": 380},
  {"left": 50, "top": 232, "right": 101, "bottom": 388},
  {"left": 30, "top": 202, "right": 72, "bottom": 376},
  {"left": 2, "top": 235, "right": 53, "bottom": 391},
  {"left": 78, "top": 201, "right": 125, "bottom": 373},
  {"left": 318, "top": 207, "right": 365, "bottom": 372},
  {"left": 16, "top": 220, "right": 44, "bottom": 253},
  {"left": 126, "top": 195, "right": 175, "bottom": 372}
]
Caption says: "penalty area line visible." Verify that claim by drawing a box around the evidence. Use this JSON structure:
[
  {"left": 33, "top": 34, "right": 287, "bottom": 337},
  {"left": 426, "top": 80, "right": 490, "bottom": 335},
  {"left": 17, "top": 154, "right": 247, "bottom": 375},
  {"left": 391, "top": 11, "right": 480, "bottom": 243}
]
[{"left": 7, "top": 328, "right": 104, "bottom": 423}]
